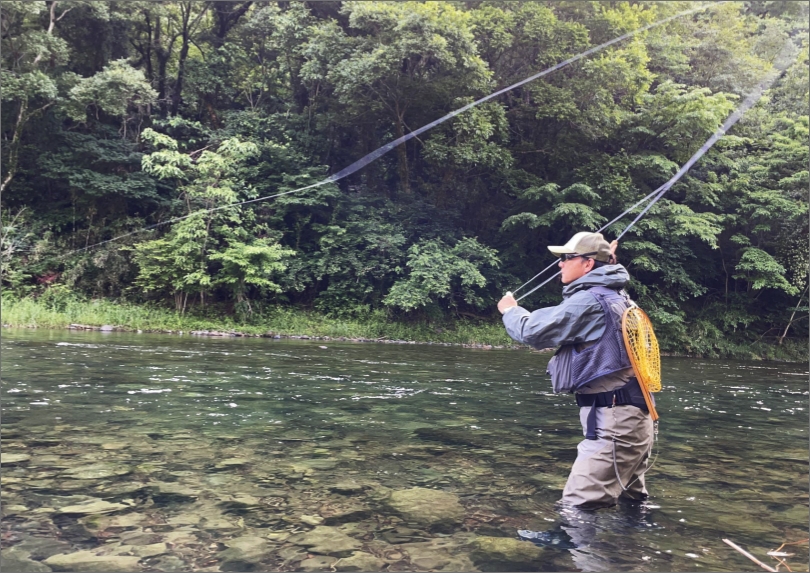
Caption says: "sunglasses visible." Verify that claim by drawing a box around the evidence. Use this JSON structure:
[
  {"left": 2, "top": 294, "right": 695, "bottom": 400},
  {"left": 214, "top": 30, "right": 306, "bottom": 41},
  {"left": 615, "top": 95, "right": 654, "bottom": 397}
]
[{"left": 559, "top": 251, "right": 598, "bottom": 262}]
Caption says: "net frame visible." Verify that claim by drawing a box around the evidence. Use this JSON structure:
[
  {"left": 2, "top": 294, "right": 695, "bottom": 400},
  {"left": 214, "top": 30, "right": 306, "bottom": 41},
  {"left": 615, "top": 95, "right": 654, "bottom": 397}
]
[{"left": 622, "top": 306, "right": 661, "bottom": 422}]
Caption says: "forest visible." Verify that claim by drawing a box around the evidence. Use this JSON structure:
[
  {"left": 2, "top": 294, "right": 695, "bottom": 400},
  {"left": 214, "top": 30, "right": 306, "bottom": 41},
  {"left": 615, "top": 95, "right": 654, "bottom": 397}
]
[{"left": 1, "top": 1, "right": 808, "bottom": 359}]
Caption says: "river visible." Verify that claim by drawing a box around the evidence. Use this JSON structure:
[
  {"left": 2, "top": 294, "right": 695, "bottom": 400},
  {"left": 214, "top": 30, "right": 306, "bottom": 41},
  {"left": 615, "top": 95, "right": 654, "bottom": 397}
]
[{"left": 1, "top": 329, "right": 807, "bottom": 572}]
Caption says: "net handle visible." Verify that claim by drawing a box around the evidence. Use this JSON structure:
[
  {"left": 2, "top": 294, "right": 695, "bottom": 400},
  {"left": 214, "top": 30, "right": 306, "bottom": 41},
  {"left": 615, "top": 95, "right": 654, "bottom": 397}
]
[{"left": 622, "top": 307, "right": 660, "bottom": 422}]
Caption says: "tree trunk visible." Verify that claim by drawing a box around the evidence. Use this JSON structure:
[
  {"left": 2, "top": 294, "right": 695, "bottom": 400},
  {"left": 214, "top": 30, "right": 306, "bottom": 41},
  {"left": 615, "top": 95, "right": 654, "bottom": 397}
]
[{"left": 394, "top": 104, "right": 410, "bottom": 193}]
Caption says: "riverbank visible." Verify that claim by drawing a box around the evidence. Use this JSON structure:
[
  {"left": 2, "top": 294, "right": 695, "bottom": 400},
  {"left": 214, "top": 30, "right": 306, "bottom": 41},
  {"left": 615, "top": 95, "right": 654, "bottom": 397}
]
[
  {"left": 0, "top": 296, "right": 518, "bottom": 349},
  {"left": 2, "top": 296, "right": 806, "bottom": 361}
]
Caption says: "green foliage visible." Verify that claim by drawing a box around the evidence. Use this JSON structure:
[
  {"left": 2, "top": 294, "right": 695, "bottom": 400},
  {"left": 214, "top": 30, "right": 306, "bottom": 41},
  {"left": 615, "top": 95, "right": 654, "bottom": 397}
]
[
  {"left": 385, "top": 237, "right": 500, "bottom": 312},
  {"left": 733, "top": 247, "right": 798, "bottom": 295},
  {"left": 65, "top": 59, "right": 157, "bottom": 123},
  {"left": 1, "top": 1, "right": 807, "bottom": 358}
]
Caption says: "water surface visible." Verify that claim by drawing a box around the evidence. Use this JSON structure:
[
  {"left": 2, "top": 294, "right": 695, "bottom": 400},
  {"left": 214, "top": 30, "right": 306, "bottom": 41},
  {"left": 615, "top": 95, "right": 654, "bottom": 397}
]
[{"left": 1, "top": 329, "right": 807, "bottom": 572}]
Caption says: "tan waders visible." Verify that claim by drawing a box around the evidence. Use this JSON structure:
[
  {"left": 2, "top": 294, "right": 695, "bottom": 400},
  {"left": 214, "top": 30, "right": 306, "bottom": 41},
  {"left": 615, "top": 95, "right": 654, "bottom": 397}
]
[{"left": 562, "top": 404, "right": 654, "bottom": 508}]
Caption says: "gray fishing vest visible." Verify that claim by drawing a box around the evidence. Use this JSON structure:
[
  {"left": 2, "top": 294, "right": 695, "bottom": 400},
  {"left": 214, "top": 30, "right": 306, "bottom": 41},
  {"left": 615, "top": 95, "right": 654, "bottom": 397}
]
[{"left": 547, "top": 286, "right": 633, "bottom": 393}]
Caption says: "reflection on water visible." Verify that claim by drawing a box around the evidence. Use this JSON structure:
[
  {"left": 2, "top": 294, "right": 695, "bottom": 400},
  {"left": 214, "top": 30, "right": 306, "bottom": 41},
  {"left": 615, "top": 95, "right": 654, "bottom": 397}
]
[{"left": 1, "top": 329, "right": 808, "bottom": 572}]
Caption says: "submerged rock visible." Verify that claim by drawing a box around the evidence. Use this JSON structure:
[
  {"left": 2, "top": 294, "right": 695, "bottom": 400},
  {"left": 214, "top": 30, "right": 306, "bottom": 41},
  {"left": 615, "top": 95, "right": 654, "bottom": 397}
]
[
  {"left": 300, "top": 514, "right": 324, "bottom": 526},
  {"left": 218, "top": 535, "right": 273, "bottom": 571},
  {"left": 214, "top": 458, "right": 250, "bottom": 469},
  {"left": 61, "top": 463, "right": 131, "bottom": 480},
  {"left": 470, "top": 536, "right": 543, "bottom": 571},
  {"left": 43, "top": 551, "right": 141, "bottom": 572},
  {"left": 334, "top": 551, "right": 387, "bottom": 572},
  {"left": 56, "top": 500, "right": 128, "bottom": 515},
  {"left": 330, "top": 481, "right": 365, "bottom": 495},
  {"left": 287, "top": 526, "right": 362, "bottom": 556},
  {"left": 298, "top": 555, "right": 338, "bottom": 571},
  {"left": 384, "top": 487, "right": 465, "bottom": 529},
  {"left": 0, "top": 549, "right": 53, "bottom": 572},
  {"left": 1, "top": 453, "right": 31, "bottom": 465}
]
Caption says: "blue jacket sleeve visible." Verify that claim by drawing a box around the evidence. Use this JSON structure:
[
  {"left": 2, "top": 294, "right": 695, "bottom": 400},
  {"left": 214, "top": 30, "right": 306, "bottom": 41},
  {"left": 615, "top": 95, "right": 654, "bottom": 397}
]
[{"left": 501, "top": 291, "right": 606, "bottom": 349}]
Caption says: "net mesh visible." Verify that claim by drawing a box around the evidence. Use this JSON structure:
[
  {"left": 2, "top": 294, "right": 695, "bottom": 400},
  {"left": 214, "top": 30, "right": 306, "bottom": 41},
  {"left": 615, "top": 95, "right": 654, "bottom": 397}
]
[{"left": 622, "top": 306, "right": 661, "bottom": 392}]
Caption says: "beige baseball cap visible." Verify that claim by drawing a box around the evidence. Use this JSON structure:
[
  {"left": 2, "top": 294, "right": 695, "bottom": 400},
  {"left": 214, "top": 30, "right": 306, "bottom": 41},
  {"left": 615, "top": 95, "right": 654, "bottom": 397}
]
[{"left": 547, "top": 232, "right": 612, "bottom": 262}]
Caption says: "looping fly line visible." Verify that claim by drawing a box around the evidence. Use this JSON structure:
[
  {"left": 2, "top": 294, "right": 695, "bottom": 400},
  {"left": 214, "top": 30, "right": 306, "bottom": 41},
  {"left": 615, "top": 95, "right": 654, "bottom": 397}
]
[
  {"left": 512, "top": 35, "right": 800, "bottom": 304},
  {"left": 67, "top": 2, "right": 723, "bottom": 259}
]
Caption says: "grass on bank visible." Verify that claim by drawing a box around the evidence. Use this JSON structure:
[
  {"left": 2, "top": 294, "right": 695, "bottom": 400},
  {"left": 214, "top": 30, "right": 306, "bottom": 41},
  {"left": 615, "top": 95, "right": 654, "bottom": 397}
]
[
  {"left": 0, "top": 295, "right": 514, "bottom": 346},
  {"left": 2, "top": 295, "right": 807, "bottom": 361}
]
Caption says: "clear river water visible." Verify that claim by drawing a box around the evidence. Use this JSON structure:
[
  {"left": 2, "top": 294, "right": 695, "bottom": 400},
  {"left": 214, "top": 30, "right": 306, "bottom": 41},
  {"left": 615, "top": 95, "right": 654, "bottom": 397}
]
[{"left": 1, "top": 329, "right": 808, "bottom": 572}]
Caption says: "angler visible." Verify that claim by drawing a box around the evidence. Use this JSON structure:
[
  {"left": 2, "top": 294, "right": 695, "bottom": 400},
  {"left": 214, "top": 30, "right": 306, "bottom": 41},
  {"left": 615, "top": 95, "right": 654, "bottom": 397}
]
[{"left": 497, "top": 232, "right": 655, "bottom": 510}]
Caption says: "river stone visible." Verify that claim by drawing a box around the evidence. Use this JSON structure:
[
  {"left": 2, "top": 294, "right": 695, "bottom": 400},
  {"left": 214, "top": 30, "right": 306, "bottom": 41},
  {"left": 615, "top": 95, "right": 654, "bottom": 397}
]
[
  {"left": 61, "top": 463, "right": 130, "bottom": 480},
  {"left": 335, "top": 551, "right": 387, "bottom": 572},
  {"left": 101, "top": 442, "right": 129, "bottom": 450},
  {"left": 470, "top": 536, "right": 543, "bottom": 570},
  {"left": 288, "top": 526, "right": 362, "bottom": 556},
  {"left": 0, "top": 549, "right": 52, "bottom": 572},
  {"left": 218, "top": 536, "right": 272, "bottom": 571},
  {"left": 56, "top": 500, "right": 128, "bottom": 515},
  {"left": 384, "top": 488, "right": 464, "bottom": 529},
  {"left": 44, "top": 551, "right": 141, "bottom": 572},
  {"left": 330, "top": 481, "right": 364, "bottom": 495},
  {"left": 147, "top": 555, "right": 187, "bottom": 572},
  {"left": 80, "top": 511, "right": 146, "bottom": 532},
  {"left": 215, "top": 458, "right": 250, "bottom": 469},
  {"left": 300, "top": 514, "right": 324, "bottom": 526},
  {"left": 128, "top": 543, "right": 168, "bottom": 558},
  {"left": 1, "top": 453, "right": 31, "bottom": 465},
  {"left": 322, "top": 502, "right": 372, "bottom": 525},
  {"left": 299, "top": 555, "right": 338, "bottom": 571},
  {"left": 13, "top": 537, "right": 72, "bottom": 560}
]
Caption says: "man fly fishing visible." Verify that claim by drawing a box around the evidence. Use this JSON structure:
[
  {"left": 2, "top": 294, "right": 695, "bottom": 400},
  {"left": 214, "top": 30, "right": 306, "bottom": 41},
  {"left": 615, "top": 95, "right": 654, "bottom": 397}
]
[{"left": 497, "top": 232, "right": 655, "bottom": 512}]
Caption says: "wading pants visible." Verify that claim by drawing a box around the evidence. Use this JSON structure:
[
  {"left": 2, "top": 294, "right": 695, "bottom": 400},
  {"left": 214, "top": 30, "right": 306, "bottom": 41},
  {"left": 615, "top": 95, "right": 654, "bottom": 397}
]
[{"left": 562, "top": 404, "right": 654, "bottom": 508}]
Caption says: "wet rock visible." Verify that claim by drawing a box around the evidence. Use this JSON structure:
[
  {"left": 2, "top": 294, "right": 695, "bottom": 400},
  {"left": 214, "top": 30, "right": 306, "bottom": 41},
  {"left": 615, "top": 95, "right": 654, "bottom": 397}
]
[
  {"left": 278, "top": 546, "right": 308, "bottom": 563},
  {"left": 0, "top": 549, "right": 53, "bottom": 572},
  {"left": 148, "top": 481, "right": 199, "bottom": 502},
  {"left": 118, "top": 531, "right": 164, "bottom": 546},
  {"left": 61, "top": 463, "right": 131, "bottom": 480},
  {"left": 380, "top": 526, "right": 431, "bottom": 544},
  {"left": 218, "top": 535, "right": 273, "bottom": 571},
  {"left": 470, "top": 536, "right": 543, "bottom": 571},
  {"left": 128, "top": 543, "right": 168, "bottom": 558},
  {"left": 399, "top": 535, "right": 476, "bottom": 572},
  {"left": 288, "top": 526, "right": 362, "bottom": 556},
  {"left": 215, "top": 458, "right": 250, "bottom": 469},
  {"left": 330, "top": 481, "right": 365, "bottom": 495},
  {"left": 100, "top": 325, "right": 115, "bottom": 332},
  {"left": 299, "top": 555, "right": 338, "bottom": 571},
  {"left": 301, "top": 458, "right": 338, "bottom": 470},
  {"left": 335, "top": 551, "right": 387, "bottom": 572},
  {"left": 80, "top": 512, "right": 146, "bottom": 532},
  {"left": 100, "top": 443, "right": 128, "bottom": 450},
  {"left": 56, "top": 500, "right": 128, "bottom": 515},
  {"left": 321, "top": 501, "right": 372, "bottom": 526},
  {"left": 300, "top": 514, "right": 324, "bottom": 526},
  {"left": 1, "top": 453, "right": 31, "bottom": 465},
  {"left": 13, "top": 537, "right": 72, "bottom": 560},
  {"left": 146, "top": 554, "right": 187, "bottom": 572},
  {"left": 43, "top": 551, "right": 141, "bottom": 572},
  {"left": 384, "top": 488, "right": 464, "bottom": 529},
  {"left": 217, "top": 493, "right": 261, "bottom": 509}
]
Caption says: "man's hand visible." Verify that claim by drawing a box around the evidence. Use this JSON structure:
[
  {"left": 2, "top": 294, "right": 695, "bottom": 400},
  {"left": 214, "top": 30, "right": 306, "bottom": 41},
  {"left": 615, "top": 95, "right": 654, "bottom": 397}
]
[
  {"left": 609, "top": 240, "right": 618, "bottom": 264},
  {"left": 498, "top": 292, "right": 517, "bottom": 315}
]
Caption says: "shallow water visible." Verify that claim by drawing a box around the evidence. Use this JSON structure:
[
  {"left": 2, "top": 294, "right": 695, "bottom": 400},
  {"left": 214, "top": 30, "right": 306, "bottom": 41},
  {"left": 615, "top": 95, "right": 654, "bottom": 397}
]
[{"left": 1, "top": 329, "right": 808, "bottom": 572}]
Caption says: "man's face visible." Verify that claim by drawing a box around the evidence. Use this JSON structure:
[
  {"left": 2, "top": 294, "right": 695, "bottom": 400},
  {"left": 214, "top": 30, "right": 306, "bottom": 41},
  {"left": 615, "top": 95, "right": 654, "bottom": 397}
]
[{"left": 558, "top": 255, "right": 595, "bottom": 284}]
